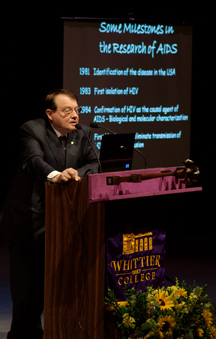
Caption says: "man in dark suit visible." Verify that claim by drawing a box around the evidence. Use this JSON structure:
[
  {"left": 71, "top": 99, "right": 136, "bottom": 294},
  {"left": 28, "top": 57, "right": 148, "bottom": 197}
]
[{"left": 0, "top": 89, "right": 99, "bottom": 339}]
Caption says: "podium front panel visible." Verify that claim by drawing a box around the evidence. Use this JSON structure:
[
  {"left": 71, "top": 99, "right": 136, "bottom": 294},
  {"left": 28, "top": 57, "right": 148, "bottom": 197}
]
[{"left": 44, "top": 179, "right": 105, "bottom": 339}]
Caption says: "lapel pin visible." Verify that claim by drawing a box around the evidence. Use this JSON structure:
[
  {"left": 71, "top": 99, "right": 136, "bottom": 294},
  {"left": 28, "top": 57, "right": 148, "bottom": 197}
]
[{"left": 71, "top": 141, "right": 74, "bottom": 145}]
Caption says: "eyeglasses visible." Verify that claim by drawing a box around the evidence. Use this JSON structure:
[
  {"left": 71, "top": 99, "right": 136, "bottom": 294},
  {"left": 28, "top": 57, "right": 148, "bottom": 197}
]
[{"left": 54, "top": 107, "right": 82, "bottom": 117}]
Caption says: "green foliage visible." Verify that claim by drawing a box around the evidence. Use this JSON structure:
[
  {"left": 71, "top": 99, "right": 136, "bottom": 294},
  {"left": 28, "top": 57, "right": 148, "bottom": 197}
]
[{"left": 105, "top": 279, "right": 216, "bottom": 339}]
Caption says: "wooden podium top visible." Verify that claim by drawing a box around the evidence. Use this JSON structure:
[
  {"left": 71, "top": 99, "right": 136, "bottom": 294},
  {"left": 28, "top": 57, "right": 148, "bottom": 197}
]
[{"left": 88, "top": 167, "right": 202, "bottom": 203}]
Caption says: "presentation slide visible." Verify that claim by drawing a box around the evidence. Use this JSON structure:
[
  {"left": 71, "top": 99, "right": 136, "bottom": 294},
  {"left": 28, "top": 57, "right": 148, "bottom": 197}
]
[{"left": 63, "top": 18, "right": 193, "bottom": 169}]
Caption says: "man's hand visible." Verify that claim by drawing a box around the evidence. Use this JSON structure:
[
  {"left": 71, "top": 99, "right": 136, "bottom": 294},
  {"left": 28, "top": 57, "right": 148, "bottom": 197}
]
[{"left": 53, "top": 168, "right": 81, "bottom": 183}]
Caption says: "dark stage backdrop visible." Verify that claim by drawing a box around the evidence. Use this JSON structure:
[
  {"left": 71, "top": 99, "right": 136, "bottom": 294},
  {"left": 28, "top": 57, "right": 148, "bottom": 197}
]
[{"left": 1, "top": 5, "right": 214, "bottom": 216}]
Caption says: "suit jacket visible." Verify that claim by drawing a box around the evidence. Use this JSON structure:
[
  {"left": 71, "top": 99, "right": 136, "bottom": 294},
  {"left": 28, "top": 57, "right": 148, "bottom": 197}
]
[{"left": 0, "top": 118, "right": 99, "bottom": 246}]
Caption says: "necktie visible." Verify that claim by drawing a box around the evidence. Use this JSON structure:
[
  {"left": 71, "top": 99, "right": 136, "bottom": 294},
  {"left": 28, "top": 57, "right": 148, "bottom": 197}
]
[{"left": 59, "top": 135, "right": 67, "bottom": 158}]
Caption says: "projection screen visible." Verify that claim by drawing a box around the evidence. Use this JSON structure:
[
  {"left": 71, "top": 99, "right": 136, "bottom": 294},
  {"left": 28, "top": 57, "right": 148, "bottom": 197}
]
[{"left": 63, "top": 18, "right": 193, "bottom": 169}]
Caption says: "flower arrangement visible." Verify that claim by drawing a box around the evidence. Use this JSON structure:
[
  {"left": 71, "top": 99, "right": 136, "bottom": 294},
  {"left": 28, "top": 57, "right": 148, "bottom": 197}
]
[{"left": 105, "top": 279, "right": 216, "bottom": 339}]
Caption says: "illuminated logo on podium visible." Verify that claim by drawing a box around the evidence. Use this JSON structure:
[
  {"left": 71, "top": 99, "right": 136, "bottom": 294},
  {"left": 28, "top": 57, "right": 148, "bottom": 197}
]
[{"left": 122, "top": 232, "right": 153, "bottom": 254}]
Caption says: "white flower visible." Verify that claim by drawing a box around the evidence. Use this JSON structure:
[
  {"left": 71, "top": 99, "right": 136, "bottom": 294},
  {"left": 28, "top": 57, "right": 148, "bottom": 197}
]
[
  {"left": 122, "top": 313, "right": 136, "bottom": 329},
  {"left": 189, "top": 292, "right": 198, "bottom": 299}
]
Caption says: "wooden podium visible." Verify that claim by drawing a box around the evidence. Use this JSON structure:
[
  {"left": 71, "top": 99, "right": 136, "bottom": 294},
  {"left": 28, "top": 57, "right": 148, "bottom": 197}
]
[
  {"left": 44, "top": 179, "right": 106, "bottom": 339},
  {"left": 44, "top": 168, "right": 202, "bottom": 339}
]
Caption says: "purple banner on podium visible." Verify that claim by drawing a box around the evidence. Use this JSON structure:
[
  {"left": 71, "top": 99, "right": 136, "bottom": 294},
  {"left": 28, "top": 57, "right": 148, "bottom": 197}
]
[{"left": 106, "top": 230, "right": 166, "bottom": 300}]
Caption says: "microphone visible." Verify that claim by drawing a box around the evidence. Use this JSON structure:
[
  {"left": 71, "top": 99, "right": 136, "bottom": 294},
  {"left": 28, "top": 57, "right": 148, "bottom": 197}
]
[
  {"left": 90, "top": 122, "right": 115, "bottom": 135},
  {"left": 89, "top": 123, "right": 148, "bottom": 169},
  {"left": 75, "top": 124, "right": 102, "bottom": 173}
]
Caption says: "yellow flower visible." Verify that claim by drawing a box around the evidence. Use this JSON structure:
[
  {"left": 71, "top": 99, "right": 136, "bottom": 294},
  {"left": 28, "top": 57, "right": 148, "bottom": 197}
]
[
  {"left": 106, "top": 300, "right": 127, "bottom": 311},
  {"left": 174, "top": 287, "right": 187, "bottom": 298},
  {"left": 209, "top": 325, "right": 216, "bottom": 338},
  {"left": 173, "top": 287, "right": 188, "bottom": 306},
  {"left": 117, "top": 301, "right": 128, "bottom": 307},
  {"left": 158, "top": 315, "right": 176, "bottom": 338},
  {"left": 155, "top": 289, "right": 175, "bottom": 310},
  {"left": 197, "top": 327, "right": 204, "bottom": 337},
  {"left": 202, "top": 309, "right": 213, "bottom": 328}
]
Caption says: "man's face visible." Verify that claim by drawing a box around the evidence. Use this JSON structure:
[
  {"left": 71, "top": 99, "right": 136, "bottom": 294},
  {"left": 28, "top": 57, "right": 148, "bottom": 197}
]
[{"left": 46, "top": 94, "right": 79, "bottom": 134}]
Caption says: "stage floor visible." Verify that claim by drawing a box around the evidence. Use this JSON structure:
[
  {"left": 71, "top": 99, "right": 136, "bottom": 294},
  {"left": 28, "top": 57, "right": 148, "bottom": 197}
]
[{"left": 0, "top": 241, "right": 11, "bottom": 339}]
